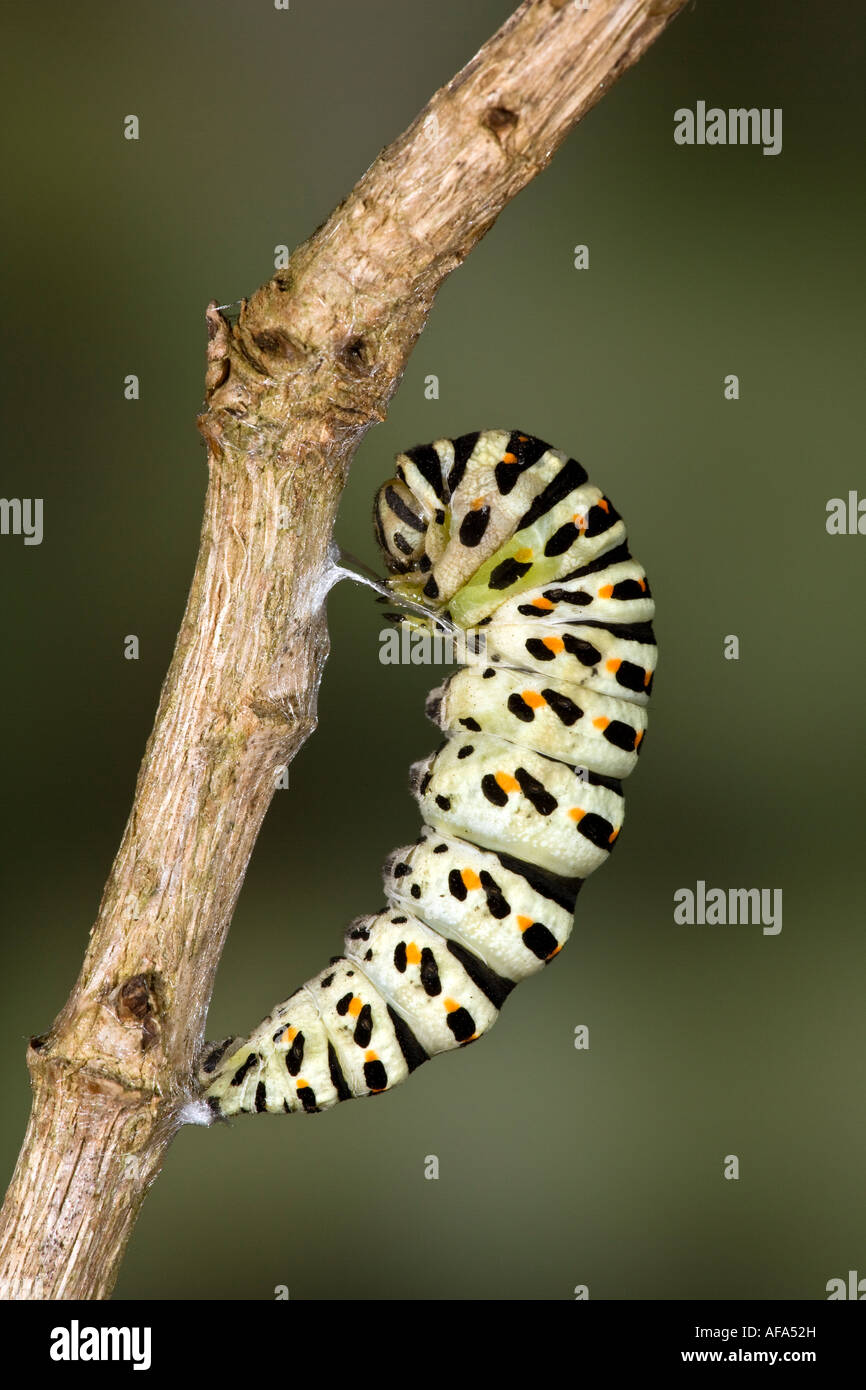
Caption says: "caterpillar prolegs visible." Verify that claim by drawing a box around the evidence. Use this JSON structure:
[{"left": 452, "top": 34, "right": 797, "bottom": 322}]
[{"left": 200, "top": 429, "right": 656, "bottom": 1117}]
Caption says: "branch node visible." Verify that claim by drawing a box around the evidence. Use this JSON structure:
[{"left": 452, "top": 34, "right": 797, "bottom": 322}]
[
  {"left": 115, "top": 974, "right": 161, "bottom": 1052},
  {"left": 483, "top": 104, "right": 520, "bottom": 141}
]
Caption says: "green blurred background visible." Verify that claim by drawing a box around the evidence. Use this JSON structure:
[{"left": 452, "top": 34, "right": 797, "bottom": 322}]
[{"left": 1, "top": 0, "right": 863, "bottom": 1300}]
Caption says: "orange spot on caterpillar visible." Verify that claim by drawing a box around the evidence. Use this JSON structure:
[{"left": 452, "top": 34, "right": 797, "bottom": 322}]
[
  {"left": 470, "top": 497, "right": 484, "bottom": 509},
  {"left": 502, "top": 452, "right": 517, "bottom": 464},
  {"left": 522, "top": 690, "right": 546, "bottom": 708},
  {"left": 592, "top": 716, "right": 610, "bottom": 730},
  {"left": 548, "top": 943, "right": 563, "bottom": 958},
  {"left": 296, "top": 1079, "right": 310, "bottom": 1091},
  {"left": 405, "top": 942, "right": 421, "bottom": 965},
  {"left": 443, "top": 997, "right": 460, "bottom": 1013},
  {"left": 573, "top": 513, "right": 587, "bottom": 531},
  {"left": 281, "top": 1026, "right": 297, "bottom": 1044},
  {"left": 542, "top": 636, "right": 565, "bottom": 654},
  {"left": 568, "top": 807, "right": 585, "bottom": 821},
  {"left": 608, "top": 827, "right": 620, "bottom": 843},
  {"left": 635, "top": 730, "right": 644, "bottom": 747},
  {"left": 516, "top": 915, "right": 532, "bottom": 929},
  {"left": 598, "top": 584, "right": 614, "bottom": 599},
  {"left": 639, "top": 578, "right": 647, "bottom": 591},
  {"left": 518, "top": 434, "right": 528, "bottom": 441},
  {"left": 644, "top": 669, "right": 652, "bottom": 686},
  {"left": 597, "top": 498, "right": 610, "bottom": 512},
  {"left": 531, "top": 596, "right": 555, "bottom": 610},
  {"left": 495, "top": 772, "right": 520, "bottom": 794},
  {"left": 606, "top": 658, "right": 622, "bottom": 673},
  {"left": 514, "top": 547, "right": 533, "bottom": 563},
  {"left": 348, "top": 997, "right": 362, "bottom": 1017},
  {"left": 461, "top": 868, "right": 481, "bottom": 891}
]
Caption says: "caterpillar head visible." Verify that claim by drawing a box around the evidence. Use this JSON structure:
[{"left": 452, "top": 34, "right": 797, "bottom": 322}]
[
  {"left": 373, "top": 478, "right": 429, "bottom": 574},
  {"left": 372, "top": 431, "right": 596, "bottom": 626}
]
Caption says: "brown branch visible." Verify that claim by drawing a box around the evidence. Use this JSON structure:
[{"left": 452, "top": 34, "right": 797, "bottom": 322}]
[{"left": 0, "top": 0, "right": 687, "bottom": 1301}]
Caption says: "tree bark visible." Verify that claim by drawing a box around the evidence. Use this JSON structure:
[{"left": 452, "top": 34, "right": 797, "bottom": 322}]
[{"left": 0, "top": 0, "right": 688, "bottom": 1300}]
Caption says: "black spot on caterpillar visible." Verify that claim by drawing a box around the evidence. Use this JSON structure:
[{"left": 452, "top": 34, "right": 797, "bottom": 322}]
[{"left": 201, "top": 430, "right": 656, "bottom": 1116}]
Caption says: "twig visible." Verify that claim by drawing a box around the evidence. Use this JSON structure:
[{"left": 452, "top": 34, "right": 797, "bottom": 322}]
[{"left": 0, "top": 0, "right": 688, "bottom": 1300}]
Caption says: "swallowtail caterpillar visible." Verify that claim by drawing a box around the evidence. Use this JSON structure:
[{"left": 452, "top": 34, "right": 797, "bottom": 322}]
[{"left": 200, "top": 430, "right": 656, "bottom": 1116}]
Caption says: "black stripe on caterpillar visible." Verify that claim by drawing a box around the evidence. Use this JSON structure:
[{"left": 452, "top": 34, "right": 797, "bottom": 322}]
[{"left": 200, "top": 429, "right": 656, "bottom": 1116}]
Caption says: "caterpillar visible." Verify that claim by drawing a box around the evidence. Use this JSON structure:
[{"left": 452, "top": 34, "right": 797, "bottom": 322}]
[{"left": 200, "top": 429, "right": 656, "bottom": 1117}]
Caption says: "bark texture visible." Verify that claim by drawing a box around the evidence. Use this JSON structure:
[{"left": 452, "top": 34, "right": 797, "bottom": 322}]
[{"left": 0, "top": 0, "right": 688, "bottom": 1300}]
